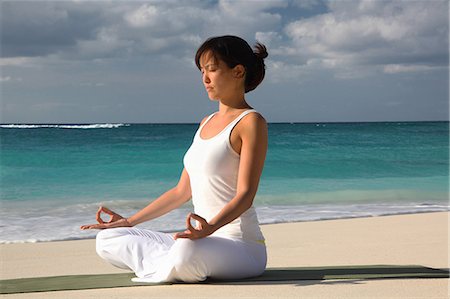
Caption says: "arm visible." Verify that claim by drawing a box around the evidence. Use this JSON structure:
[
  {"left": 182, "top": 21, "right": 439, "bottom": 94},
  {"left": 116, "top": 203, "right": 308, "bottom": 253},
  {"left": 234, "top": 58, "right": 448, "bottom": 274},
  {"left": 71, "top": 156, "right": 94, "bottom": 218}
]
[
  {"left": 81, "top": 167, "right": 192, "bottom": 229},
  {"left": 127, "top": 116, "right": 208, "bottom": 226},
  {"left": 175, "top": 113, "right": 268, "bottom": 239},
  {"left": 127, "top": 168, "right": 192, "bottom": 226},
  {"left": 127, "top": 116, "right": 212, "bottom": 226},
  {"left": 81, "top": 116, "right": 213, "bottom": 230}
]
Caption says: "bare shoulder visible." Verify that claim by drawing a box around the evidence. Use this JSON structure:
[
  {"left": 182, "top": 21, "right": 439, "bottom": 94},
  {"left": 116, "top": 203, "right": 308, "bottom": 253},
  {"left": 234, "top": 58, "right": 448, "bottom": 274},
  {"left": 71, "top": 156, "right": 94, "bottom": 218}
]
[
  {"left": 199, "top": 115, "right": 210, "bottom": 127},
  {"left": 242, "top": 111, "right": 267, "bottom": 128},
  {"left": 239, "top": 111, "right": 268, "bottom": 136}
]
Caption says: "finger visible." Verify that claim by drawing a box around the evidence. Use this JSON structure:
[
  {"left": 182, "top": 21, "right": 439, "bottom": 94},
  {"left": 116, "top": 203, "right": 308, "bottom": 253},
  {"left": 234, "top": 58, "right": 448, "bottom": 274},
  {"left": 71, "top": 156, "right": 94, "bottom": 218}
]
[
  {"left": 81, "top": 224, "right": 93, "bottom": 230},
  {"left": 174, "top": 230, "right": 188, "bottom": 238},
  {"left": 101, "top": 207, "right": 123, "bottom": 223},
  {"left": 189, "top": 213, "right": 208, "bottom": 230},
  {"left": 99, "top": 206, "right": 112, "bottom": 214},
  {"left": 189, "top": 213, "right": 207, "bottom": 225},
  {"left": 186, "top": 213, "right": 196, "bottom": 231},
  {"left": 174, "top": 230, "right": 192, "bottom": 240},
  {"left": 81, "top": 224, "right": 97, "bottom": 230},
  {"left": 81, "top": 222, "right": 109, "bottom": 230},
  {"left": 82, "top": 224, "right": 107, "bottom": 230},
  {"left": 96, "top": 207, "right": 105, "bottom": 224},
  {"left": 107, "top": 214, "right": 115, "bottom": 224}
]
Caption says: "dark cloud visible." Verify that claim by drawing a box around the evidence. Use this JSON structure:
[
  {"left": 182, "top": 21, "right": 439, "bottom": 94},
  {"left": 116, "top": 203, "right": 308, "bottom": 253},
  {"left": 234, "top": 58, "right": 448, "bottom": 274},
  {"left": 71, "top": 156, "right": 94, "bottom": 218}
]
[
  {"left": 1, "top": 1, "right": 284, "bottom": 61},
  {"left": 0, "top": 0, "right": 447, "bottom": 123},
  {"left": 1, "top": 1, "right": 106, "bottom": 57}
]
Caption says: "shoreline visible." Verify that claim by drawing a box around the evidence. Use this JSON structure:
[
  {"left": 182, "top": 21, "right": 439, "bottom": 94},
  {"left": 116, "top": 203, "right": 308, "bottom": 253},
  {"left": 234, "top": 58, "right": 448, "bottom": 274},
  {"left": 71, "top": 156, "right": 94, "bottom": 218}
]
[
  {"left": 1, "top": 211, "right": 448, "bottom": 298},
  {"left": 1, "top": 206, "right": 448, "bottom": 245},
  {"left": 1, "top": 211, "right": 448, "bottom": 276}
]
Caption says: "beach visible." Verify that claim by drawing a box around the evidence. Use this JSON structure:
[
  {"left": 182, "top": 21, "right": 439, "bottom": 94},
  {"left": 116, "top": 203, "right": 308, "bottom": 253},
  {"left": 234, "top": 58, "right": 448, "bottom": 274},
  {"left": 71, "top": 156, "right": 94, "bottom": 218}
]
[
  {"left": 1, "top": 211, "right": 448, "bottom": 298},
  {"left": 2, "top": 1, "right": 448, "bottom": 298}
]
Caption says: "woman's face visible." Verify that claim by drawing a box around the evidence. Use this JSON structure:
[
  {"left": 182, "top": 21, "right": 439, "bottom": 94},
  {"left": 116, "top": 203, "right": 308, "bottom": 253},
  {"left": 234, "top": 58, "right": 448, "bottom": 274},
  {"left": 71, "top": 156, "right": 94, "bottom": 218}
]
[{"left": 199, "top": 51, "right": 242, "bottom": 101}]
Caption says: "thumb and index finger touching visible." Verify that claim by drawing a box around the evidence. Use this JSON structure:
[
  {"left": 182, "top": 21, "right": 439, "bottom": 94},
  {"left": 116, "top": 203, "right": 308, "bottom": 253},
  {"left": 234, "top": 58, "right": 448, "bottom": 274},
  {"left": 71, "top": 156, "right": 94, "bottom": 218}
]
[
  {"left": 186, "top": 213, "right": 207, "bottom": 230},
  {"left": 96, "top": 206, "right": 121, "bottom": 224}
]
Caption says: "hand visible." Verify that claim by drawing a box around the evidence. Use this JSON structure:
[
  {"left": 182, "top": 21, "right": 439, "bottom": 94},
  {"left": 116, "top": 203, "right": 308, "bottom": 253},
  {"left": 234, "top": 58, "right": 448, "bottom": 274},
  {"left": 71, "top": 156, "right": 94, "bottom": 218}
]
[
  {"left": 173, "top": 213, "right": 215, "bottom": 240},
  {"left": 95, "top": 206, "right": 124, "bottom": 224},
  {"left": 80, "top": 206, "right": 131, "bottom": 230}
]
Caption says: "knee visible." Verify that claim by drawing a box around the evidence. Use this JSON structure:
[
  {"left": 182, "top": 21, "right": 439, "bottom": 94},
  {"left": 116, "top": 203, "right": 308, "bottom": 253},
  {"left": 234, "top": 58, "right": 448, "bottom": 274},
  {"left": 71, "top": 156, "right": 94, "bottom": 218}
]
[
  {"left": 95, "top": 230, "right": 110, "bottom": 258},
  {"left": 170, "top": 239, "right": 206, "bottom": 282},
  {"left": 95, "top": 228, "right": 126, "bottom": 258},
  {"left": 171, "top": 239, "right": 196, "bottom": 267}
]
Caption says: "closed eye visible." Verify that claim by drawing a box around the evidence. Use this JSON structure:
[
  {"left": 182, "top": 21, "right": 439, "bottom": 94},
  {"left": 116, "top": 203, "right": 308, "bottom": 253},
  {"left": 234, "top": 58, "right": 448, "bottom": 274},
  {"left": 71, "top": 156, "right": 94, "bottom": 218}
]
[{"left": 200, "top": 64, "right": 218, "bottom": 73}]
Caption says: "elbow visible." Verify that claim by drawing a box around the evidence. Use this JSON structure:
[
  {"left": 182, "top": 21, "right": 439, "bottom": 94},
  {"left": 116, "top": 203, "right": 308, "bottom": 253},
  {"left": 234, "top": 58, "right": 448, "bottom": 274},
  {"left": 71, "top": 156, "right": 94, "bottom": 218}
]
[
  {"left": 243, "top": 199, "right": 253, "bottom": 212},
  {"left": 237, "top": 189, "right": 257, "bottom": 210},
  {"left": 173, "top": 185, "right": 191, "bottom": 204}
]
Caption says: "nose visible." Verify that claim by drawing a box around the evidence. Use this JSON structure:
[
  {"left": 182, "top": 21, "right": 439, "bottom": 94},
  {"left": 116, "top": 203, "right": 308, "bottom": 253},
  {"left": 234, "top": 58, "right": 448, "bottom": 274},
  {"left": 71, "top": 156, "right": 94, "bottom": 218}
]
[{"left": 202, "top": 72, "right": 210, "bottom": 84}]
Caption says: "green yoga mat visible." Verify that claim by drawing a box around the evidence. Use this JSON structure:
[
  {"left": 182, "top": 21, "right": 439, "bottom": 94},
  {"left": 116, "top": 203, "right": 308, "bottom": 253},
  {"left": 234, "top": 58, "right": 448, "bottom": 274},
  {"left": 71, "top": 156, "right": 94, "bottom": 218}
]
[{"left": 1, "top": 265, "right": 448, "bottom": 294}]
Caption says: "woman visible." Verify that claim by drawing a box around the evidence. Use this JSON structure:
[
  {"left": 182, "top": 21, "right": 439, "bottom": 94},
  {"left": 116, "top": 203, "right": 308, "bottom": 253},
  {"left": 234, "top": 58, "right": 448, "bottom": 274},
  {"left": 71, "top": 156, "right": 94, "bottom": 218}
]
[{"left": 81, "top": 35, "right": 269, "bottom": 283}]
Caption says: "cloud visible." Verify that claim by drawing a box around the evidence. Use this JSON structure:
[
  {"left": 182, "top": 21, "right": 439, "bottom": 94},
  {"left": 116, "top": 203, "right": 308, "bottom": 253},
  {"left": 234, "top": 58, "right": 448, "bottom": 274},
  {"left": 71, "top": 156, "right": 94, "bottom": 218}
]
[
  {"left": 1, "top": 1, "right": 105, "bottom": 58},
  {"left": 1, "top": 0, "right": 285, "bottom": 63},
  {"left": 78, "top": 81, "right": 106, "bottom": 87},
  {"left": 0, "top": 57, "right": 34, "bottom": 66},
  {"left": 383, "top": 64, "right": 446, "bottom": 74},
  {"left": 124, "top": 4, "right": 160, "bottom": 28},
  {"left": 0, "top": 76, "right": 12, "bottom": 82},
  {"left": 290, "top": 0, "right": 323, "bottom": 10},
  {"left": 218, "top": 0, "right": 287, "bottom": 14},
  {"left": 279, "top": 0, "right": 448, "bottom": 77},
  {"left": 0, "top": 76, "right": 22, "bottom": 82},
  {"left": 255, "top": 31, "right": 283, "bottom": 48},
  {"left": 1, "top": 0, "right": 447, "bottom": 83}
]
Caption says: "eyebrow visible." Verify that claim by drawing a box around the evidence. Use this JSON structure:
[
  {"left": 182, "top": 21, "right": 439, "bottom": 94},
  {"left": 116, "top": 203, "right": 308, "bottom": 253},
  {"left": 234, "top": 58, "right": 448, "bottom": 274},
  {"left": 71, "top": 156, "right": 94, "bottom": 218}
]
[{"left": 200, "top": 63, "right": 218, "bottom": 70}]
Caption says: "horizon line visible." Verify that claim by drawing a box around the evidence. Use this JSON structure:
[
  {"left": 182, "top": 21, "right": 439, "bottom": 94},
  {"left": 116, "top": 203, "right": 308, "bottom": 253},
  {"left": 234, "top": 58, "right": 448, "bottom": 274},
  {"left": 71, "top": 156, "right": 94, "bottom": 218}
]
[{"left": 1, "top": 120, "right": 449, "bottom": 126}]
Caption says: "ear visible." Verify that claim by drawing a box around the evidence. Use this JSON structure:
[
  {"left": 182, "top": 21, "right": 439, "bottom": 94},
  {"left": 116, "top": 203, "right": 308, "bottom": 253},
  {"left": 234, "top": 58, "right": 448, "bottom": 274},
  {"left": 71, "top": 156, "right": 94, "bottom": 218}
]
[{"left": 233, "top": 65, "right": 245, "bottom": 79}]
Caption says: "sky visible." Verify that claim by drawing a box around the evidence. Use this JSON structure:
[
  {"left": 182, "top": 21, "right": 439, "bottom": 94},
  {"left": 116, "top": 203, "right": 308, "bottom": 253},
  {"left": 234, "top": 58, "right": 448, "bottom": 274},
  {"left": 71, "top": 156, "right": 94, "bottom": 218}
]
[{"left": 1, "top": 0, "right": 449, "bottom": 124}]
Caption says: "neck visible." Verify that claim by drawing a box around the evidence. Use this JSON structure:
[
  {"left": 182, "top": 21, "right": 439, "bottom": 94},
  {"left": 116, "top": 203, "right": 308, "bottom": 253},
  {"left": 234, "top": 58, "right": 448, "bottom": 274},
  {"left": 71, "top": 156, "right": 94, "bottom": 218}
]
[
  {"left": 219, "top": 101, "right": 252, "bottom": 115},
  {"left": 217, "top": 97, "right": 252, "bottom": 116}
]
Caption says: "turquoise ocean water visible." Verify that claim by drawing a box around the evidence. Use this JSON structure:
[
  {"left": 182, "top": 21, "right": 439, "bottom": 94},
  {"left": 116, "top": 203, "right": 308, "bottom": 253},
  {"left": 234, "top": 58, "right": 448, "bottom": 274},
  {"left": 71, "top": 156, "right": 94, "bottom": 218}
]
[{"left": 0, "top": 121, "right": 448, "bottom": 243}]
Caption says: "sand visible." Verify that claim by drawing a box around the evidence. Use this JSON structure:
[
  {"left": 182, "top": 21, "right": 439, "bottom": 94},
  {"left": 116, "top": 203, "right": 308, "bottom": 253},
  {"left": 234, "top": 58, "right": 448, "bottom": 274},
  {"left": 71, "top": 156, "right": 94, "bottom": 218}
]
[{"left": 1, "top": 212, "right": 449, "bottom": 298}]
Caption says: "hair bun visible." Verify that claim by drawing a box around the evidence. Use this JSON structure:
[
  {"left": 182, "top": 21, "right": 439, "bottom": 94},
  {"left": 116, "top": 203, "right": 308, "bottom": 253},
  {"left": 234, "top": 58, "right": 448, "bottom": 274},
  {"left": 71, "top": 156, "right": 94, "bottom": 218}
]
[{"left": 254, "top": 42, "right": 268, "bottom": 60}]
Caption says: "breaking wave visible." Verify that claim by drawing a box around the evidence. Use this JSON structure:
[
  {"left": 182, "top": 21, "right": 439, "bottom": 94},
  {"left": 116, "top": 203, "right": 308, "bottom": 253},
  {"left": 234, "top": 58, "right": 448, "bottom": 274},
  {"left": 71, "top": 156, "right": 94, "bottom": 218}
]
[{"left": 0, "top": 123, "right": 129, "bottom": 129}]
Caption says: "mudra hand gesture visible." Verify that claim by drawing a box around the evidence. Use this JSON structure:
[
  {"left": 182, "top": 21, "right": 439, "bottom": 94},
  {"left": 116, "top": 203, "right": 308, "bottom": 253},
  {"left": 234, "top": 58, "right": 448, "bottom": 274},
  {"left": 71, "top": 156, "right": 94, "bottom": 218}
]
[
  {"left": 80, "top": 206, "right": 131, "bottom": 230},
  {"left": 174, "top": 213, "right": 214, "bottom": 240}
]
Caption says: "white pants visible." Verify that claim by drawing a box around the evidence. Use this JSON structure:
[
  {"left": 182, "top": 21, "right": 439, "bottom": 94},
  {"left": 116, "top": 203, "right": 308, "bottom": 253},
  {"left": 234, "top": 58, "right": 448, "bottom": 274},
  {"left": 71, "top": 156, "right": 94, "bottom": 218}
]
[{"left": 96, "top": 227, "right": 267, "bottom": 283}]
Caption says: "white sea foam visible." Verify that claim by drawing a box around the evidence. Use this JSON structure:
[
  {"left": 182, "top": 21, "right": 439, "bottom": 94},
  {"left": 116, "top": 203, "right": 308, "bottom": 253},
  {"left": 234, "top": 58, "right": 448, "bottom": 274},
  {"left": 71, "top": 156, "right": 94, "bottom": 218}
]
[
  {"left": 0, "top": 200, "right": 448, "bottom": 244},
  {"left": 0, "top": 123, "right": 129, "bottom": 129}
]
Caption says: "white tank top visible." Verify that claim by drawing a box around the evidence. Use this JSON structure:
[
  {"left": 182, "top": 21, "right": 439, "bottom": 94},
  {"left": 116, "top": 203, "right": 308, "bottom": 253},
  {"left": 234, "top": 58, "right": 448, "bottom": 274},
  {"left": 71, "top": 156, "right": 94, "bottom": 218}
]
[{"left": 183, "top": 109, "right": 265, "bottom": 242}]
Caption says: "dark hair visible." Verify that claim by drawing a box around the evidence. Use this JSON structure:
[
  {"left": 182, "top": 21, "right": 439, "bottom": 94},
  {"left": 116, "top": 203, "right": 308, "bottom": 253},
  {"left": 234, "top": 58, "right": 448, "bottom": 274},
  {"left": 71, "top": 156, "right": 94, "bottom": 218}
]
[{"left": 195, "top": 35, "right": 268, "bottom": 93}]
